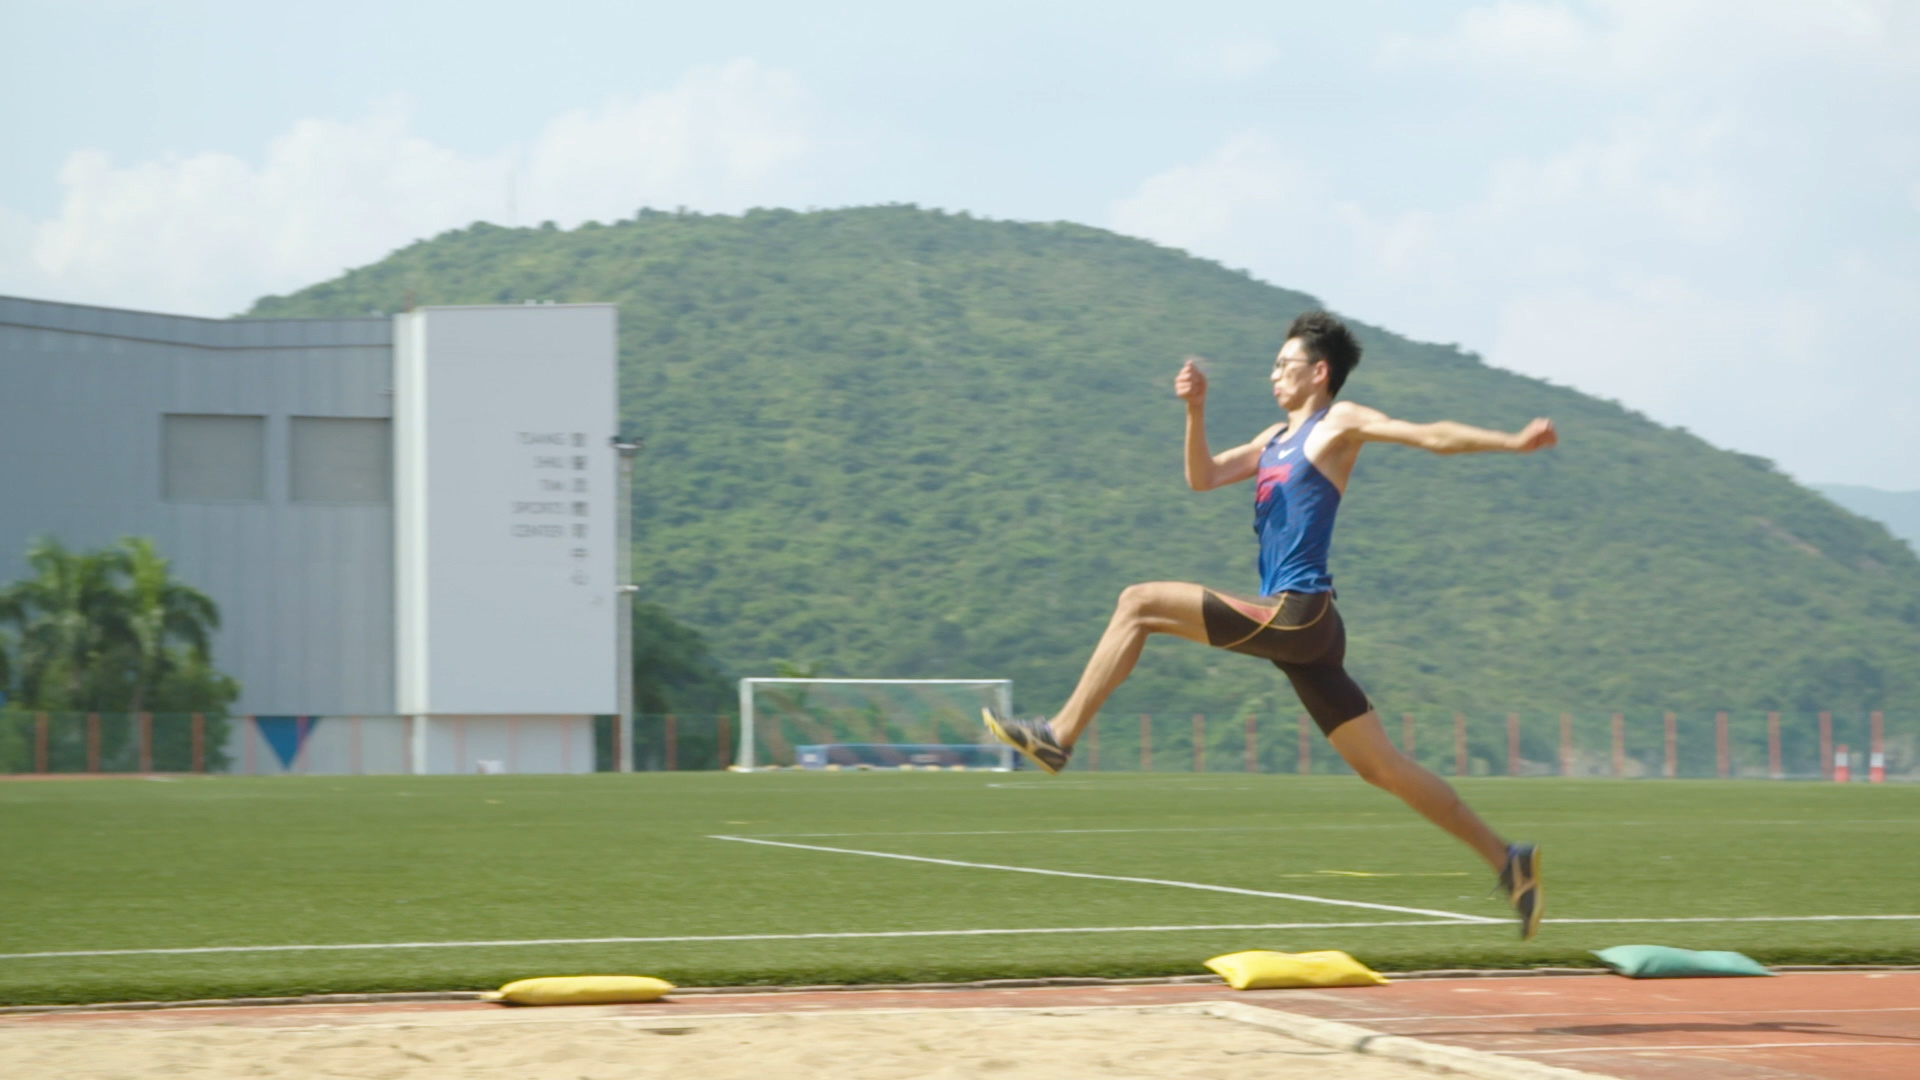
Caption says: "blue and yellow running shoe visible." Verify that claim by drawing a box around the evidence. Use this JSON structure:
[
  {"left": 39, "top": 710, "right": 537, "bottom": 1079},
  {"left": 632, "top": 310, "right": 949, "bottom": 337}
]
[
  {"left": 1499, "top": 843, "right": 1544, "bottom": 940},
  {"left": 981, "top": 707, "right": 1072, "bottom": 775}
]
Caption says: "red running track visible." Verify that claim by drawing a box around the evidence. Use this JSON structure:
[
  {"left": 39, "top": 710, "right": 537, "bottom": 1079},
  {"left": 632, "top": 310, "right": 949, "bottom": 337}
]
[
  {"left": 1265, "top": 971, "right": 1920, "bottom": 1079},
  {"left": 7, "top": 971, "right": 1917, "bottom": 1079}
]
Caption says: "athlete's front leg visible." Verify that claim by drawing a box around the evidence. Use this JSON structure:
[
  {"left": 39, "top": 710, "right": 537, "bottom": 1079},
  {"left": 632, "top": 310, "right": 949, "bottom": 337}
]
[
  {"left": 1048, "top": 582, "right": 1211, "bottom": 746},
  {"left": 983, "top": 582, "right": 1211, "bottom": 774}
]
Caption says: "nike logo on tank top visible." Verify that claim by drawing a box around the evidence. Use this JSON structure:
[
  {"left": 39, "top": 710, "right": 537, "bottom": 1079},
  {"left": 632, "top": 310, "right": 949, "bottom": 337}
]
[{"left": 1253, "top": 407, "right": 1340, "bottom": 596}]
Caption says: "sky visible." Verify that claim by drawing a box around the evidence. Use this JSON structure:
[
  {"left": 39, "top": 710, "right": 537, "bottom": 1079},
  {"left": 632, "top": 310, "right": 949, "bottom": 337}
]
[{"left": 3, "top": 0, "right": 1916, "bottom": 489}]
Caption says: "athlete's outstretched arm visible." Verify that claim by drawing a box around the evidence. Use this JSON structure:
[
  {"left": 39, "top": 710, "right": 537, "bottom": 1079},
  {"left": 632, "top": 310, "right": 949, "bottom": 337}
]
[
  {"left": 1177, "top": 357, "right": 1275, "bottom": 490},
  {"left": 1334, "top": 402, "right": 1557, "bottom": 456}
]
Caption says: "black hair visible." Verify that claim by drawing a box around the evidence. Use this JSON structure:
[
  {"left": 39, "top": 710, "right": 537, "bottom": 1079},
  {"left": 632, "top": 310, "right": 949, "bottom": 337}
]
[{"left": 1286, "top": 310, "right": 1361, "bottom": 396}]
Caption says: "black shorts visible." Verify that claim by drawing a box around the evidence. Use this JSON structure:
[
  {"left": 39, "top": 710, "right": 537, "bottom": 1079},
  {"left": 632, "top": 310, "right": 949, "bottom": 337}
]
[{"left": 1200, "top": 589, "right": 1371, "bottom": 736}]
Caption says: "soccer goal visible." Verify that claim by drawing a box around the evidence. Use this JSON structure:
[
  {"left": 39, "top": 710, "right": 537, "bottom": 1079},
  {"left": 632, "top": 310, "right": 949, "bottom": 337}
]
[{"left": 735, "top": 678, "right": 1015, "bottom": 771}]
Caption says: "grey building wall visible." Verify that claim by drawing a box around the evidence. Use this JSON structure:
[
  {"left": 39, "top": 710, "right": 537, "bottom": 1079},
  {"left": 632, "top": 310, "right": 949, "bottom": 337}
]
[{"left": 0, "top": 295, "right": 396, "bottom": 715}]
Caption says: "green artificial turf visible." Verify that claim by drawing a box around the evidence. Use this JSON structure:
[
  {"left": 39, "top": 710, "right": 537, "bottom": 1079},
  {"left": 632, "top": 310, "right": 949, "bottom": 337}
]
[{"left": 2, "top": 772, "right": 1917, "bottom": 1005}]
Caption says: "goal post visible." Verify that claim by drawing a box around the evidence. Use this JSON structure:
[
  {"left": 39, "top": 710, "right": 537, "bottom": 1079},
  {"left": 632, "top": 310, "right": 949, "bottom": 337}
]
[{"left": 735, "top": 678, "right": 1014, "bottom": 771}]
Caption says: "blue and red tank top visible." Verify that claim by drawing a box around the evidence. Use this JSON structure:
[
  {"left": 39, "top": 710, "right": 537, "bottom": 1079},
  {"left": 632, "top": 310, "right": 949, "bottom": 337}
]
[{"left": 1253, "top": 408, "right": 1340, "bottom": 596}]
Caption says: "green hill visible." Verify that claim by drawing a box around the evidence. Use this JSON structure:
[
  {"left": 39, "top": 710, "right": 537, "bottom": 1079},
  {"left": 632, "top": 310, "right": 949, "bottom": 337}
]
[{"left": 251, "top": 206, "right": 1920, "bottom": 719}]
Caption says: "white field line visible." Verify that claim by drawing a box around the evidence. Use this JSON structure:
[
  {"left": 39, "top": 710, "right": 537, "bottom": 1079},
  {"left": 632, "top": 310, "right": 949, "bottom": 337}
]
[
  {"left": 1551, "top": 915, "right": 1920, "bottom": 925},
  {"left": 4, "top": 914, "right": 1917, "bottom": 963},
  {"left": 0, "top": 920, "right": 1458, "bottom": 961},
  {"left": 712, "top": 834, "right": 1496, "bottom": 924},
  {"left": 748, "top": 819, "right": 1920, "bottom": 838}
]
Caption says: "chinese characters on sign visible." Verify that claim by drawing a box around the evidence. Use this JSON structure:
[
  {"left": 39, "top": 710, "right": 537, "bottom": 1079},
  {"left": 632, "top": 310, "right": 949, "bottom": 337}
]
[{"left": 511, "top": 431, "right": 593, "bottom": 585}]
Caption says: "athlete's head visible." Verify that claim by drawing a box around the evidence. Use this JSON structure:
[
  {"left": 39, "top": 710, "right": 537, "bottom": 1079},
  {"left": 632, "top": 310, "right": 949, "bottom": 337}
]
[{"left": 1272, "top": 311, "right": 1362, "bottom": 406}]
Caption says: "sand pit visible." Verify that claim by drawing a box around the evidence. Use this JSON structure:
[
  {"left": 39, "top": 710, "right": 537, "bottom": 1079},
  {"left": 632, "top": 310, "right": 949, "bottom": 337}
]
[{"left": 0, "top": 1003, "right": 1452, "bottom": 1079}]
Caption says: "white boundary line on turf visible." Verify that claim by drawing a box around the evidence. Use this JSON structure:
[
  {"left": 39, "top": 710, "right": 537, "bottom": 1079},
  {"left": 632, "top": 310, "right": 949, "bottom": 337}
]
[
  {"left": 1549, "top": 914, "right": 1920, "bottom": 925},
  {"left": 746, "top": 818, "right": 1920, "bottom": 837},
  {"left": 0, "top": 921, "right": 1461, "bottom": 961},
  {"left": 710, "top": 834, "right": 1501, "bottom": 923},
  {"left": 3, "top": 914, "right": 1916, "bottom": 962}
]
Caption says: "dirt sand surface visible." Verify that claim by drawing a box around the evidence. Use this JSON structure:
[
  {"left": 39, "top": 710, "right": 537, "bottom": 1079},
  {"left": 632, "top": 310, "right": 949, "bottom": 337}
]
[{"left": 0, "top": 1003, "right": 1448, "bottom": 1079}]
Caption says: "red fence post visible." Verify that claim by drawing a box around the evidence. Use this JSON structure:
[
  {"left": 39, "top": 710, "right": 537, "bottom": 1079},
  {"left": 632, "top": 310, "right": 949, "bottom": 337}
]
[
  {"left": 191, "top": 713, "right": 205, "bottom": 773},
  {"left": 665, "top": 714, "right": 678, "bottom": 771},
  {"left": 138, "top": 712, "right": 153, "bottom": 773},
  {"left": 87, "top": 713, "right": 101, "bottom": 773},
  {"left": 1664, "top": 711, "right": 1677, "bottom": 778},
  {"left": 1767, "top": 712, "right": 1782, "bottom": 779},
  {"left": 1140, "top": 714, "right": 1152, "bottom": 772},
  {"left": 1611, "top": 713, "right": 1625, "bottom": 778},
  {"left": 1402, "top": 713, "right": 1416, "bottom": 755},
  {"left": 1297, "top": 714, "right": 1312, "bottom": 774},
  {"left": 1835, "top": 743, "right": 1852, "bottom": 783},
  {"left": 1454, "top": 713, "right": 1468, "bottom": 777},
  {"left": 1819, "top": 711, "right": 1833, "bottom": 781},
  {"left": 1559, "top": 712, "right": 1574, "bottom": 775},
  {"left": 35, "top": 713, "right": 49, "bottom": 773},
  {"left": 1245, "top": 713, "right": 1257, "bottom": 773},
  {"left": 1715, "top": 711, "right": 1730, "bottom": 778},
  {"left": 1871, "top": 711, "right": 1886, "bottom": 783},
  {"left": 1506, "top": 713, "right": 1520, "bottom": 776},
  {"left": 1193, "top": 714, "right": 1206, "bottom": 772}
]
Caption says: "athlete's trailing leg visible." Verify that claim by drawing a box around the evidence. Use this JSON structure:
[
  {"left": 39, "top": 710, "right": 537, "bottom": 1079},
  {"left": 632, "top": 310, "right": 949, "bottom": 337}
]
[{"left": 1325, "top": 712, "right": 1508, "bottom": 873}]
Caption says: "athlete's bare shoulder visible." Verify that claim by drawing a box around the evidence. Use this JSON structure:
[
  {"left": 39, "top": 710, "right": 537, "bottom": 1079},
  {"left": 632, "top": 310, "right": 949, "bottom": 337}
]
[{"left": 1321, "top": 400, "right": 1388, "bottom": 432}]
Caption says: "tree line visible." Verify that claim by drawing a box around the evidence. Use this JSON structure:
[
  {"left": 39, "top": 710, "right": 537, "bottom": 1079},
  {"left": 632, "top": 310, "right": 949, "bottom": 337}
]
[{"left": 0, "top": 537, "right": 237, "bottom": 771}]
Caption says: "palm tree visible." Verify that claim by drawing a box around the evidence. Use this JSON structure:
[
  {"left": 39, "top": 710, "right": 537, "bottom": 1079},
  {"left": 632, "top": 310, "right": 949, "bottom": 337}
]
[
  {"left": 116, "top": 537, "right": 219, "bottom": 714},
  {"left": 0, "top": 537, "right": 129, "bottom": 710}
]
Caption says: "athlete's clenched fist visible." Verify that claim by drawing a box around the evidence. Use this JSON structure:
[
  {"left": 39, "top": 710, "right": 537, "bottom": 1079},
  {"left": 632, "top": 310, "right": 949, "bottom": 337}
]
[{"left": 1175, "top": 356, "right": 1208, "bottom": 403}]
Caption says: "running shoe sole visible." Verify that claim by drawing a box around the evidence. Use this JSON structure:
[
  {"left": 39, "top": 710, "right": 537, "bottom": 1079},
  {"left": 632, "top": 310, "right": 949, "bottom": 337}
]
[
  {"left": 1502, "top": 843, "right": 1545, "bottom": 941},
  {"left": 981, "top": 707, "right": 1070, "bottom": 775}
]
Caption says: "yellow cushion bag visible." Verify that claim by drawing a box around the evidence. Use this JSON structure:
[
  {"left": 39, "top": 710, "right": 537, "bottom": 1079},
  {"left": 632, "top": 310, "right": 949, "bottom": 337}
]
[
  {"left": 1204, "top": 950, "right": 1388, "bottom": 990},
  {"left": 484, "top": 975, "right": 675, "bottom": 1005}
]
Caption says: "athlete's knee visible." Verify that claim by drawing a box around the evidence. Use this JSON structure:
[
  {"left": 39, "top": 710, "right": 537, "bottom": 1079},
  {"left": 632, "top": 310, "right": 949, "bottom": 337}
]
[
  {"left": 1349, "top": 753, "right": 1401, "bottom": 790},
  {"left": 1114, "top": 583, "right": 1155, "bottom": 623},
  {"left": 1347, "top": 745, "right": 1420, "bottom": 791}
]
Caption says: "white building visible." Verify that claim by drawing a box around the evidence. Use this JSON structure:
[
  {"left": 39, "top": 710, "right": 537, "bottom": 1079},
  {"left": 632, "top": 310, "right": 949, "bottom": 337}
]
[{"left": 0, "top": 296, "right": 619, "bottom": 774}]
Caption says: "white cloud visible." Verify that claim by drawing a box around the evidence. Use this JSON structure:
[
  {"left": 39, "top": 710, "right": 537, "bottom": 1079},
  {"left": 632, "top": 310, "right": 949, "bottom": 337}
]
[
  {"left": 523, "top": 60, "right": 809, "bottom": 228},
  {"left": 1382, "top": 0, "right": 1915, "bottom": 82},
  {"left": 1111, "top": 3, "right": 1920, "bottom": 488},
  {"left": 1109, "top": 132, "right": 1320, "bottom": 251},
  {"left": 1383, "top": 0, "right": 1592, "bottom": 70},
  {"left": 1177, "top": 38, "right": 1280, "bottom": 80},
  {"left": 21, "top": 106, "right": 503, "bottom": 316},
  {"left": 0, "top": 60, "right": 811, "bottom": 317}
]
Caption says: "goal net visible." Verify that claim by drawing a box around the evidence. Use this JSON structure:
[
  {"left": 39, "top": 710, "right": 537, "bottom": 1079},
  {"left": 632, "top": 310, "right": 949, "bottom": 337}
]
[{"left": 735, "top": 678, "right": 1014, "bottom": 771}]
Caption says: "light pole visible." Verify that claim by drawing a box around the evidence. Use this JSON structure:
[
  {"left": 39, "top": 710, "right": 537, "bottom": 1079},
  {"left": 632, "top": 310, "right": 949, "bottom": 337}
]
[{"left": 613, "top": 434, "right": 641, "bottom": 773}]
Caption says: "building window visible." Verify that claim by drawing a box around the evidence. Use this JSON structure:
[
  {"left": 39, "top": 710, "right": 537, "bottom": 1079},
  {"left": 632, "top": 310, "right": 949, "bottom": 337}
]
[
  {"left": 163, "top": 414, "right": 266, "bottom": 502},
  {"left": 290, "top": 417, "right": 391, "bottom": 503}
]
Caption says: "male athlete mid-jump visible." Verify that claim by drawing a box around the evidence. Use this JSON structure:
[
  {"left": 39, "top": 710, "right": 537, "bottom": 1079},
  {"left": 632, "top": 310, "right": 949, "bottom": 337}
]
[{"left": 985, "top": 310, "right": 1557, "bottom": 938}]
